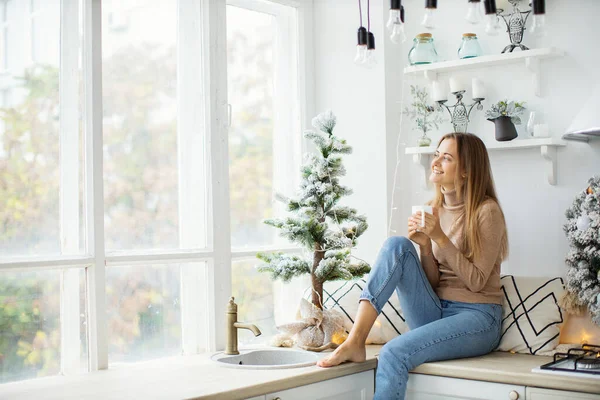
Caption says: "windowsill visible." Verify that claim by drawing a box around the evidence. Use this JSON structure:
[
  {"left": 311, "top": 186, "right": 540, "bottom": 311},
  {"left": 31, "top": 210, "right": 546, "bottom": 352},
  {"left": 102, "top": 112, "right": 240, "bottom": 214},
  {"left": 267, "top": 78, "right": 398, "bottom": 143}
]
[
  {"left": 3, "top": 347, "right": 600, "bottom": 399},
  {"left": 0, "top": 346, "right": 380, "bottom": 400}
]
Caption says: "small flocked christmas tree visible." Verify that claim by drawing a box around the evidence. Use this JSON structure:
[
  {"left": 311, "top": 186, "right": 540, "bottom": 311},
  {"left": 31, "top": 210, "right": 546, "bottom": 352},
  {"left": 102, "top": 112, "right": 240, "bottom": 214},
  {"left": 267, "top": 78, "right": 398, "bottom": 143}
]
[
  {"left": 562, "top": 175, "right": 600, "bottom": 326},
  {"left": 257, "top": 111, "right": 371, "bottom": 310}
]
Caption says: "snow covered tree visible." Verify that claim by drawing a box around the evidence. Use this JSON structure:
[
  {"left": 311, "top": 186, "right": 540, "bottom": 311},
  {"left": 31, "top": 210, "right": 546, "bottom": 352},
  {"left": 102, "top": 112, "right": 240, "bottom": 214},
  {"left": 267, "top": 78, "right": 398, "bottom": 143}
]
[
  {"left": 256, "top": 111, "right": 370, "bottom": 310},
  {"left": 562, "top": 175, "right": 600, "bottom": 326}
]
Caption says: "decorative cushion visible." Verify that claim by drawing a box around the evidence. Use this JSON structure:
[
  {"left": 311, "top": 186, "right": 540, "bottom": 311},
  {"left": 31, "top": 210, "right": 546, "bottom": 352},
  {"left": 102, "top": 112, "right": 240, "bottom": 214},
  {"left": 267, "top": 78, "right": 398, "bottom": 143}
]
[
  {"left": 315, "top": 278, "right": 409, "bottom": 344},
  {"left": 496, "top": 275, "right": 565, "bottom": 355}
]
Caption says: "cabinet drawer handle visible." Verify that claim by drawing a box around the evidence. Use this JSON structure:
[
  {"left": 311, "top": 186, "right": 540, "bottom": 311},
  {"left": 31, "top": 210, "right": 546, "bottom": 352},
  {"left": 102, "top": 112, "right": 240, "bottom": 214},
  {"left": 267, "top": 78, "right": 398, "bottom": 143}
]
[{"left": 508, "top": 390, "right": 519, "bottom": 400}]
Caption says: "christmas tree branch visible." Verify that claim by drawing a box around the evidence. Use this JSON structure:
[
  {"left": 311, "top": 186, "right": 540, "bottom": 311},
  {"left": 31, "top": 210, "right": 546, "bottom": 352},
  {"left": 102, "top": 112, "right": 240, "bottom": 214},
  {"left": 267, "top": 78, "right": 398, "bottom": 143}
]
[{"left": 256, "top": 252, "right": 311, "bottom": 282}]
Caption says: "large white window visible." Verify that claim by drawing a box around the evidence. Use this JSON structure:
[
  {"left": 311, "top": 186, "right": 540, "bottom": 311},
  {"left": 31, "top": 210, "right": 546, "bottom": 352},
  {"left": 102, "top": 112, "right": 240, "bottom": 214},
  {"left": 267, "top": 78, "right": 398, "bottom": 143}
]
[
  {"left": 0, "top": 0, "right": 86, "bottom": 384},
  {"left": 0, "top": 0, "right": 311, "bottom": 386},
  {"left": 227, "top": 0, "right": 303, "bottom": 344}
]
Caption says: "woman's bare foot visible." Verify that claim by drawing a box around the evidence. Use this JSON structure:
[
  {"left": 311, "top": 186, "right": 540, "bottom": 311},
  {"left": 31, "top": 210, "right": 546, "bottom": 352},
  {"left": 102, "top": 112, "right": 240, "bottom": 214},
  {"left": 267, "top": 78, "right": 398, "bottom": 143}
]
[{"left": 316, "top": 340, "right": 366, "bottom": 368}]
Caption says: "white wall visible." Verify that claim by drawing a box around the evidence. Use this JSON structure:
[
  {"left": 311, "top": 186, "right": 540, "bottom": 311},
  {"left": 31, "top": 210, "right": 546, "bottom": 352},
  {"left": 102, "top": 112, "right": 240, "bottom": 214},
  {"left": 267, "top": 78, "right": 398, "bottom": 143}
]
[
  {"left": 393, "top": 0, "right": 600, "bottom": 277},
  {"left": 312, "top": 0, "right": 388, "bottom": 264},
  {"left": 314, "top": 0, "right": 600, "bottom": 278}
]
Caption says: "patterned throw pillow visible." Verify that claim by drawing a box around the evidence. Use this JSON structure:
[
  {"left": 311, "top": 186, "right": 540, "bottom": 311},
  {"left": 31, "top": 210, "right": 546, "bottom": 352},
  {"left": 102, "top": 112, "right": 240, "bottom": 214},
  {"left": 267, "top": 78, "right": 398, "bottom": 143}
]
[
  {"left": 496, "top": 275, "right": 565, "bottom": 355},
  {"left": 315, "top": 279, "right": 409, "bottom": 344}
]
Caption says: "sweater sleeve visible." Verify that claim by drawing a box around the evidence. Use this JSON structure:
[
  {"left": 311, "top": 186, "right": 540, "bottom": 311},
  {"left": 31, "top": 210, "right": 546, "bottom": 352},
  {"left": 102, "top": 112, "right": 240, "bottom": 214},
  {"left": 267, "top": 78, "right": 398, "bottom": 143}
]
[{"left": 434, "top": 201, "right": 505, "bottom": 292}]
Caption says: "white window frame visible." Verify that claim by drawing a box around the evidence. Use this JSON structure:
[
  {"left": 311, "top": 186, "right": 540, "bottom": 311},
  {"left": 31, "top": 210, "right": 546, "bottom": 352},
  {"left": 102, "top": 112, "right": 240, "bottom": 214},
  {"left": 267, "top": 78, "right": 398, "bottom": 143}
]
[
  {"left": 60, "top": 0, "right": 83, "bottom": 374},
  {"left": 0, "top": 0, "right": 315, "bottom": 382},
  {"left": 224, "top": 0, "right": 314, "bottom": 250},
  {"left": 226, "top": 0, "right": 301, "bottom": 252},
  {"left": 221, "top": 0, "right": 314, "bottom": 345},
  {"left": 25, "top": 0, "right": 35, "bottom": 66},
  {"left": 0, "top": 0, "right": 9, "bottom": 72}
]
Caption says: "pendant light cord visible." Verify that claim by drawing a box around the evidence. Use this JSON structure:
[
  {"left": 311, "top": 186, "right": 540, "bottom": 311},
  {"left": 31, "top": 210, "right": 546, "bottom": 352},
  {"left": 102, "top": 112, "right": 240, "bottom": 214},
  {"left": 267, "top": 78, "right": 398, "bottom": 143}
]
[
  {"left": 358, "top": 0, "right": 363, "bottom": 26},
  {"left": 367, "top": 0, "right": 370, "bottom": 31}
]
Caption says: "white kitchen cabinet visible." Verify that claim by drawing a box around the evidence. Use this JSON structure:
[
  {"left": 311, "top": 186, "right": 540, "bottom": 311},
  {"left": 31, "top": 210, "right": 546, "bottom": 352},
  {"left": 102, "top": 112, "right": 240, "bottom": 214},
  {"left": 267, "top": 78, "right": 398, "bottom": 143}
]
[
  {"left": 406, "top": 373, "right": 525, "bottom": 400},
  {"left": 263, "top": 370, "right": 374, "bottom": 400},
  {"left": 526, "top": 387, "right": 600, "bottom": 400}
]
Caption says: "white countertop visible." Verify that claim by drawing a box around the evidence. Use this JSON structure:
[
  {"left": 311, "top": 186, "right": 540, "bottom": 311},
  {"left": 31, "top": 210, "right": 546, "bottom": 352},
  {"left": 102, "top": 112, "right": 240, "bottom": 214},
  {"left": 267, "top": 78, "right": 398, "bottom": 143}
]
[
  {"left": 1, "top": 346, "right": 599, "bottom": 399},
  {"left": 411, "top": 351, "right": 600, "bottom": 395},
  {"left": 0, "top": 347, "right": 379, "bottom": 400}
]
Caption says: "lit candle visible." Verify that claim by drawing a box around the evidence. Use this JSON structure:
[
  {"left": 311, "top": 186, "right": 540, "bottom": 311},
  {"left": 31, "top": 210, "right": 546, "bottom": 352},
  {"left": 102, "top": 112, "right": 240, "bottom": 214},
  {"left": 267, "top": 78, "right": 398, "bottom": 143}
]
[
  {"left": 432, "top": 80, "right": 448, "bottom": 102},
  {"left": 472, "top": 78, "right": 486, "bottom": 99},
  {"left": 496, "top": 0, "right": 511, "bottom": 11},
  {"left": 449, "top": 76, "right": 466, "bottom": 93}
]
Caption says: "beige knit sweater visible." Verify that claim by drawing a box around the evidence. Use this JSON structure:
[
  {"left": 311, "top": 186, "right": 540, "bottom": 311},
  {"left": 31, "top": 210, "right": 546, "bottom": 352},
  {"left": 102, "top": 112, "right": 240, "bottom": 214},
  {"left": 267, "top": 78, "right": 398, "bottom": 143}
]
[{"left": 420, "top": 189, "right": 505, "bottom": 305}]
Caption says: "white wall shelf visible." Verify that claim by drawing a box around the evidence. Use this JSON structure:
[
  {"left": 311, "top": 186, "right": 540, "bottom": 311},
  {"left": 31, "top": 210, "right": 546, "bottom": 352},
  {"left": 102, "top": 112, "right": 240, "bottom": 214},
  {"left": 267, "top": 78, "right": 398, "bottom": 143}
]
[
  {"left": 406, "top": 138, "right": 566, "bottom": 187},
  {"left": 403, "top": 47, "right": 564, "bottom": 97}
]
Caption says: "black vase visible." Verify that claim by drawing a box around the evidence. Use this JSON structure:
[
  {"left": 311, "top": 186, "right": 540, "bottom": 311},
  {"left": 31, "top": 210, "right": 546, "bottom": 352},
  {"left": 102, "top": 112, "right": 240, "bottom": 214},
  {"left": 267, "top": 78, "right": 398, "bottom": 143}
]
[{"left": 489, "top": 116, "right": 518, "bottom": 142}]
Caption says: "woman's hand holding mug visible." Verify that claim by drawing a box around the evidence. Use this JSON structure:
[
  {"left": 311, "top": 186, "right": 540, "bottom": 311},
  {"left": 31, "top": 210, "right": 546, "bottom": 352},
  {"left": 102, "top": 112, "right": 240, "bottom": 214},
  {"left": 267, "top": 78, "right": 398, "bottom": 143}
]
[
  {"left": 408, "top": 205, "right": 432, "bottom": 248},
  {"left": 407, "top": 216, "right": 430, "bottom": 247},
  {"left": 410, "top": 206, "right": 450, "bottom": 248}
]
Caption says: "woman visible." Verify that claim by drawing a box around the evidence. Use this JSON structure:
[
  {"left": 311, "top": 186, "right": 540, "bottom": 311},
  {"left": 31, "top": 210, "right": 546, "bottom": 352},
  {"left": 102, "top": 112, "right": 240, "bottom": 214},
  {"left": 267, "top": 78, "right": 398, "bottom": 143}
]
[{"left": 317, "top": 132, "right": 508, "bottom": 399}]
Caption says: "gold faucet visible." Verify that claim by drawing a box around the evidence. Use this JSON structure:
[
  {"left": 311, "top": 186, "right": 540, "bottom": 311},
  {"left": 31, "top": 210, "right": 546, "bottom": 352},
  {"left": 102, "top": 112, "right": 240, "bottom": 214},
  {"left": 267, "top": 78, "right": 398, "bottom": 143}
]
[{"left": 225, "top": 296, "right": 262, "bottom": 355}]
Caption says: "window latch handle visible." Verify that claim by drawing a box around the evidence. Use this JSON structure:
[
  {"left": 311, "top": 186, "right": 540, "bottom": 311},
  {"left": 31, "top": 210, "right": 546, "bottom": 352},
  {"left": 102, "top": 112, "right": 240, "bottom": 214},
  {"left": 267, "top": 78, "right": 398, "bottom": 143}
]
[{"left": 227, "top": 103, "right": 232, "bottom": 128}]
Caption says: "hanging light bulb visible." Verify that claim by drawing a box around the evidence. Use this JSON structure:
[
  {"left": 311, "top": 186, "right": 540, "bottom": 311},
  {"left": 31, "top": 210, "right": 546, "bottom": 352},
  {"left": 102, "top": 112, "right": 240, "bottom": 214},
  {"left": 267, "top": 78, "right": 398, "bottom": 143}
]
[
  {"left": 387, "top": 0, "right": 407, "bottom": 44},
  {"left": 386, "top": 0, "right": 401, "bottom": 30},
  {"left": 484, "top": 14, "right": 501, "bottom": 35},
  {"left": 483, "top": 0, "right": 501, "bottom": 36},
  {"left": 530, "top": 14, "right": 546, "bottom": 36},
  {"left": 421, "top": 0, "right": 437, "bottom": 29},
  {"left": 353, "top": 27, "right": 368, "bottom": 65},
  {"left": 465, "top": 0, "right": 483, "bottom": 24},
  {"left": 390, "top": 21, "right": 407, "bottom": 44},
  {"left": 530, "top": 0, "right": 547, "bottom": 37},
  {"left": 363, "top": 31, "right": 377, "bottom": 68}
]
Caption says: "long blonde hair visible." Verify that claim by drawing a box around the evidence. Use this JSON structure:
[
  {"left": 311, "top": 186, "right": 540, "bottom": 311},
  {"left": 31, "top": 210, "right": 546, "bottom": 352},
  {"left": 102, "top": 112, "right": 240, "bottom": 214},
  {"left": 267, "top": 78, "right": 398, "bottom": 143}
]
[{"left": 429, "top": 132, "right": 508, "bottom": 262}]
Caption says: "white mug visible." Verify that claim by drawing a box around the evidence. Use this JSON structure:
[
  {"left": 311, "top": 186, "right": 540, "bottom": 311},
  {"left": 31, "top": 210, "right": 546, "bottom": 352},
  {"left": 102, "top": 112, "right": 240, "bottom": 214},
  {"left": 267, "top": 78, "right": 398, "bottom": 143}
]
[{"left": 412, "top": 205, "right": 433, "bottom": 227}]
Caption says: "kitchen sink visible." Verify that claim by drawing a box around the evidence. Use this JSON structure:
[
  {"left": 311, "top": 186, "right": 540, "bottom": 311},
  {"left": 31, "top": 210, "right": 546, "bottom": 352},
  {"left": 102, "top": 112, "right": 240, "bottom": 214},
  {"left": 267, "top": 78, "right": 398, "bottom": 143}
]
[{"left": 210, "top": 348, "right": 320, "bottom": 369}]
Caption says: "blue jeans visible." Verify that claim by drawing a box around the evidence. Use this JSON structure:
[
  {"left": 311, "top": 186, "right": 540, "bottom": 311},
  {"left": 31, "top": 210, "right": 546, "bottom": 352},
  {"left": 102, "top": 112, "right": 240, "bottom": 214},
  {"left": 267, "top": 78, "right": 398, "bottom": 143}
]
[{"left": 360, "top": 236, "right": 502, "bottom": 400}]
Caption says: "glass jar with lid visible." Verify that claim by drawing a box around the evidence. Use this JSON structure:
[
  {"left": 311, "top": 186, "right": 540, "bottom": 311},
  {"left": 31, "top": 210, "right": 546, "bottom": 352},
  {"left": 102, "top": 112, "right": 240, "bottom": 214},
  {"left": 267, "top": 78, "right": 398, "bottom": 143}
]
[
  {"left": 457, "top": 33, "right": 483, "bottom": 59},
  {"left": 408, "top": 33, "right": 438, "bottom": 65}
]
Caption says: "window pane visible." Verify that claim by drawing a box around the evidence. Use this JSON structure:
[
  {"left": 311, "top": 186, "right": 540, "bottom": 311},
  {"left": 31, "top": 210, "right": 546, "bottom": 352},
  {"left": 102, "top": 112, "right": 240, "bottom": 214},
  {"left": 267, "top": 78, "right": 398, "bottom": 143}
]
[
  {"left": 102, "top": 1, "right": 180, "bottom": 251},
  {"left": 232, "top": 259, "right": 276, "bottom": 345},
  {"left": 78, "top": 269, "right": 89, "bottom": 373},
  {"left": 0, "top": 1, "right": 82, "bottom": 257},
  {"left": 106, "top": 264, "right": 182, "bottom": 364},
  {"left": 0, "top": 268, "right": 88, "bottom": 384},
  {"left": 30, "top": 1, "right": 60, "bottom": 65},
  {"left": 227, "top": 6, "right": 277, "bottom": 249}
]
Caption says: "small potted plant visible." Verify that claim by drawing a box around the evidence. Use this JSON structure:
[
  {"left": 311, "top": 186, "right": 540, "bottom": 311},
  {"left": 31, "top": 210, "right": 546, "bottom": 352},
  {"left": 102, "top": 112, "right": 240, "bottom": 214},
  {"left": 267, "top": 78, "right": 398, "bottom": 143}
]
[
  {"left": 485, "top": 99, "right": 526, "bottom": 141},
  {"left": 402, "top": 85, "right": 445, "bottom": 147}
]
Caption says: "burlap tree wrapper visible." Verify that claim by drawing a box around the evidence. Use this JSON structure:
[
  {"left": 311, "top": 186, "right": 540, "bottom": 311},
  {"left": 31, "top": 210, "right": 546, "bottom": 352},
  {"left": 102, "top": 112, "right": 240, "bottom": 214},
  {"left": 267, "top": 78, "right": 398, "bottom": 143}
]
[{"left": 271, "top": 298, "right": 346, "bottom": 351}]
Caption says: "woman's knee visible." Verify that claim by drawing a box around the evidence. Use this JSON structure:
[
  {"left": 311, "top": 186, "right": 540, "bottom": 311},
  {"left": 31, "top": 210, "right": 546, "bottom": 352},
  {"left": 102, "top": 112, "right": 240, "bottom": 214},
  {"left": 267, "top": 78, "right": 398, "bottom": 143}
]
[
  {"left": 379, "top": 341, "right": 408, "bottom": 368},
  {"left": 382, "top": 236, "right": 415, "bottom": 255},
  {"left": 380, "top": 342, "right": 419, "bottom": 374}
]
